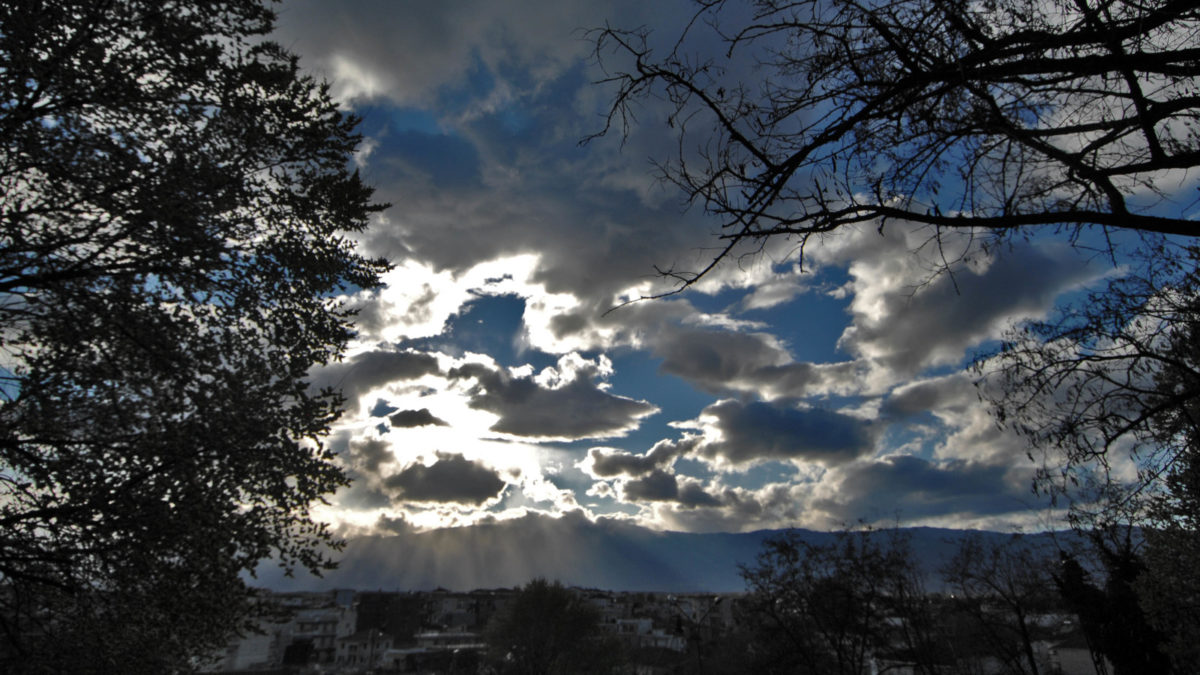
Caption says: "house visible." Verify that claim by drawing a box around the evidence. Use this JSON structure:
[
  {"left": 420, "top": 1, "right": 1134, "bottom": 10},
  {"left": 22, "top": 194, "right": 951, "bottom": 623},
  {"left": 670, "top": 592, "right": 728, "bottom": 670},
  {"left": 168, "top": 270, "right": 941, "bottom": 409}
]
[
  {"left": 336, "top": 628, "right": 393, "bottom": 669},
  {"left": 287, "top": 604, "right": 358, "bottom": 664}
]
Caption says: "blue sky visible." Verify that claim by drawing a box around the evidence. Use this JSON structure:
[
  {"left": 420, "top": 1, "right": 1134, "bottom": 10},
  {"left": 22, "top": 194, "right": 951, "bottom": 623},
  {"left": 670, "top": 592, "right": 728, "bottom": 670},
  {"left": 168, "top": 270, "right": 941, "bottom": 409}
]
[{"left": 270, "top": 0, "right": 1145, "bottom": 539}]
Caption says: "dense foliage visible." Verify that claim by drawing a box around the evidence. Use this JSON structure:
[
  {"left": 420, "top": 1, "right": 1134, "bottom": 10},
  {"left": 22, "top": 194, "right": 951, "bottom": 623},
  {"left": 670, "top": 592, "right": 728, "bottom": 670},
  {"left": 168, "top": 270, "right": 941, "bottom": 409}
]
[
  {"left": 742, "top": 528, "right": 1180, "bottom": 674},
  {"left": 484, "top": 578, "right": 619, "bottom": 675},
  {"left": 739, "top": 528, "right": 942, "bottom": 674},
  {"left": 0, "top": 0, "right": 386, "bottom": 670}
]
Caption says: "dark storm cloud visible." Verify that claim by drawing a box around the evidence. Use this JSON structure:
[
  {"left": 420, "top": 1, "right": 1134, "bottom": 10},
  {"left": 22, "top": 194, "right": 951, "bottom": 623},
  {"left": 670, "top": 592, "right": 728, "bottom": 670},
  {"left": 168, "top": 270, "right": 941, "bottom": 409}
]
[
  {"left": 389, "top": 408, "right": 449, "bottom": 428},
  {"left": 621, "top": 469, "right": 679, "bottom": 501},
  {"left": 678, "top": 482, "right": 723, "bottom": 508},
  {"left": 813, "top": 455, "right": 1036, "bottom": 522},
  {"left": 448, "top": 362, "right": 657, "bottom": 440},
  {"left": 309, "top": 349, "right": 440, "bottom": 404},
  {"left": 698, "top": 399, "right": 876, "bottom": 466},
  {"left": 349, "top": 438, "right": 394, "bottom": 475},
  {"left": 334, "top": 479, "right": 394, "bottom": 511},
  {"left": 619, "top": 471, "right": 724, "bottom": 508},
  {"left": 383, "top": 452, "right": 506, "bottom": 505},
  {"left": 587, "top": 436, "right": 699, "bottom": 477}
]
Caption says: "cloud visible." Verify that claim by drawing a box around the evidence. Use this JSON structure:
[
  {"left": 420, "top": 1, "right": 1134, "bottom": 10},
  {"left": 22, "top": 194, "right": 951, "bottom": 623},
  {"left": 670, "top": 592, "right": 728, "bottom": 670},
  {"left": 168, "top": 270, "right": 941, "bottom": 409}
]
[
  {"left": 693, "top": 399, "right": 877, "bottom": 468},
  {"left": 273, "top": 1, "right": 765, "bottom": 365},
  {"left": 644, "top": 452, "right": 1044, "bottom": 532},
  {"left": 269, "top": 2, "right": 1117, "bottom": 540},
  {"left": 620, "top": 469, "right": 679, "bottom": 501},
  {"left": 880, "top": 372, "right": 1035, "bottom": 464},
  {"left": 348, "top": 437, "right": 394, "bottom": 474},
  {"left": 619, "top": 471, "right": 725, "bottom": 509},
  {"left": 309, "top": 349, "right": 440, "bottom": 405},
  {"left": 647, "top": 482, "right": 812, "bottom": 533},
  {"left": 584, "top": 436, "right": 699, "bottom": 478},
  {"left": 383, "top": 452, "right": 507, "bottom": 505},
  {"left": 592, "top": 397, "right": 877, "bottom": 492},
  {"left": 654, "top": 328, "right": 791, "bottom": 391},
  {"left": 678, "top": 481, "right": 723, "bottom": 508},
  {"left": 648, "top": 325, "right": 867, "bottom": 399},
  {"left": 389, "top": 408, "right": 449, "bottom": 428},
  {"left": 817, "top": 226, "right": 1103, "bottom": 383},
  {"left": 375, "top": 513, "right": 416, "bottom": 536},
  {"left": 810, "top": 455, "right": 1039, "bottom": 524},
  {"left": 333, "top": 480, "right": 393, "bottom": 511},
  {"left": 448, "top": 356, "right": 658, "bottom": 440},
  {"left": 276, "top": 3, "right": 718, "bottom": 346},
  {"left": 881, "top": 372, "right": 979, "bottom": 418},
  {"left": 275, "top": 0, "right": 658, "bottom": 107}
]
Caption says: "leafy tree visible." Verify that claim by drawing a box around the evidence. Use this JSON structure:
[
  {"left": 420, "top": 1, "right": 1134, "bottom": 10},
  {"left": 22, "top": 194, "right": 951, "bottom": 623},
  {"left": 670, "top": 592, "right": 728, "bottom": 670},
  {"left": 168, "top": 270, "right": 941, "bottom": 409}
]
[
  {"left": 1138, "top": 522, "right": 1200, "bottom": 670},
  {"left": 738, "top": 527, "right": 943, "bottom": 675},
  {"left": 1139, "top": 448, "right": 1200, "bottom": 668},
  {"left": 1053, "top": 535, "right": 1171, "bottom": 675},
  {"left": 484, "top": 579, "right": 619, "bottom": 675},
  {"left": 0, "top": 0, "right": 386, "bottom": 671},
  {"left": 592, "top": 0, "right": 1200, "bottom": 294}
]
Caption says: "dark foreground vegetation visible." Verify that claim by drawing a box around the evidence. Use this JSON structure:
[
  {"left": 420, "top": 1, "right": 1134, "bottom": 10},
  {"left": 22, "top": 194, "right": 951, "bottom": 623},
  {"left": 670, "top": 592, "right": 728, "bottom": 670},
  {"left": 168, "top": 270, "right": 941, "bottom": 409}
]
[
  {"left": 0, "top": 0, "right": 385, "bottom": 671},
  {"left": 206, "top": 527, "right": 1157, "bottom": 675}
]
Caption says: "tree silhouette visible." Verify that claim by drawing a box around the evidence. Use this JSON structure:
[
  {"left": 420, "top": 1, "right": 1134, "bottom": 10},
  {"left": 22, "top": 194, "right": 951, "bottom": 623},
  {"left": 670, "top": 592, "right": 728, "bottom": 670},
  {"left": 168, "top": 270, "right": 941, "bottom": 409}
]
[
  {"left": 980, "top": 241, "right": 1200, "bottom": 671},
  {"left": 0, "top": 0, "right": 387, "bottom": 670},
  {"left": 1054, "top": 537, "right": 1172, "bottom": 675},
  {"left": 484, "top": 579, "right": 619, "bottom": 675},
  {"left": 941, "top": 534, "right": 1058, "bottom": 675},
  {"left": 593, "top": 0, "right": 1200, "bottom": 295},
  {"left": 980, "top": 243, "right": 1200, "bottom": 527},
  {"left": 738, "top": 527, "right": 941, "bottom": 675}
]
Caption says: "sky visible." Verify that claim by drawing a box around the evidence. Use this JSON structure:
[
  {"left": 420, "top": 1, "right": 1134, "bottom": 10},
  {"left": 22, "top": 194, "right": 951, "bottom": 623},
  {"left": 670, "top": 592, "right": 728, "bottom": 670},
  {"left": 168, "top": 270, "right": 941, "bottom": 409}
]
[{"left": 266, "top": 0, "right": 1140, "bottom": 541}]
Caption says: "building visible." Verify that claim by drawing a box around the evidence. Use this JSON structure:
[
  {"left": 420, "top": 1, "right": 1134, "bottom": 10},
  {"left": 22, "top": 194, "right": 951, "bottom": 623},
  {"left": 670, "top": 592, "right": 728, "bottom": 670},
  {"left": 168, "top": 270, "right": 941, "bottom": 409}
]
[{"left": 336, "top": 628, "right": 393, "bottom": 670}]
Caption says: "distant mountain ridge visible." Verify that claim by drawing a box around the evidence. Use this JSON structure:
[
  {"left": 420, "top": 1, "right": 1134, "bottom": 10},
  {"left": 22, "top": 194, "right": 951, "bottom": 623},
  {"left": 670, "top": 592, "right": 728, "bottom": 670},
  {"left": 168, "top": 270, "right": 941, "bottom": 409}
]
[{"left": 256, "top": 512, "right": 1074, "bottom": 593}]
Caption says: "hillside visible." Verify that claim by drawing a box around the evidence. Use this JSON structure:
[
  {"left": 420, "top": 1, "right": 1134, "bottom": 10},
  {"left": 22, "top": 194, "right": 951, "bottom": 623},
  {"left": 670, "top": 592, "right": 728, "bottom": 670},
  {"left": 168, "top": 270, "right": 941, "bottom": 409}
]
[{"left": 255, "top": 513, "right": 1075, "bottom": 593}]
